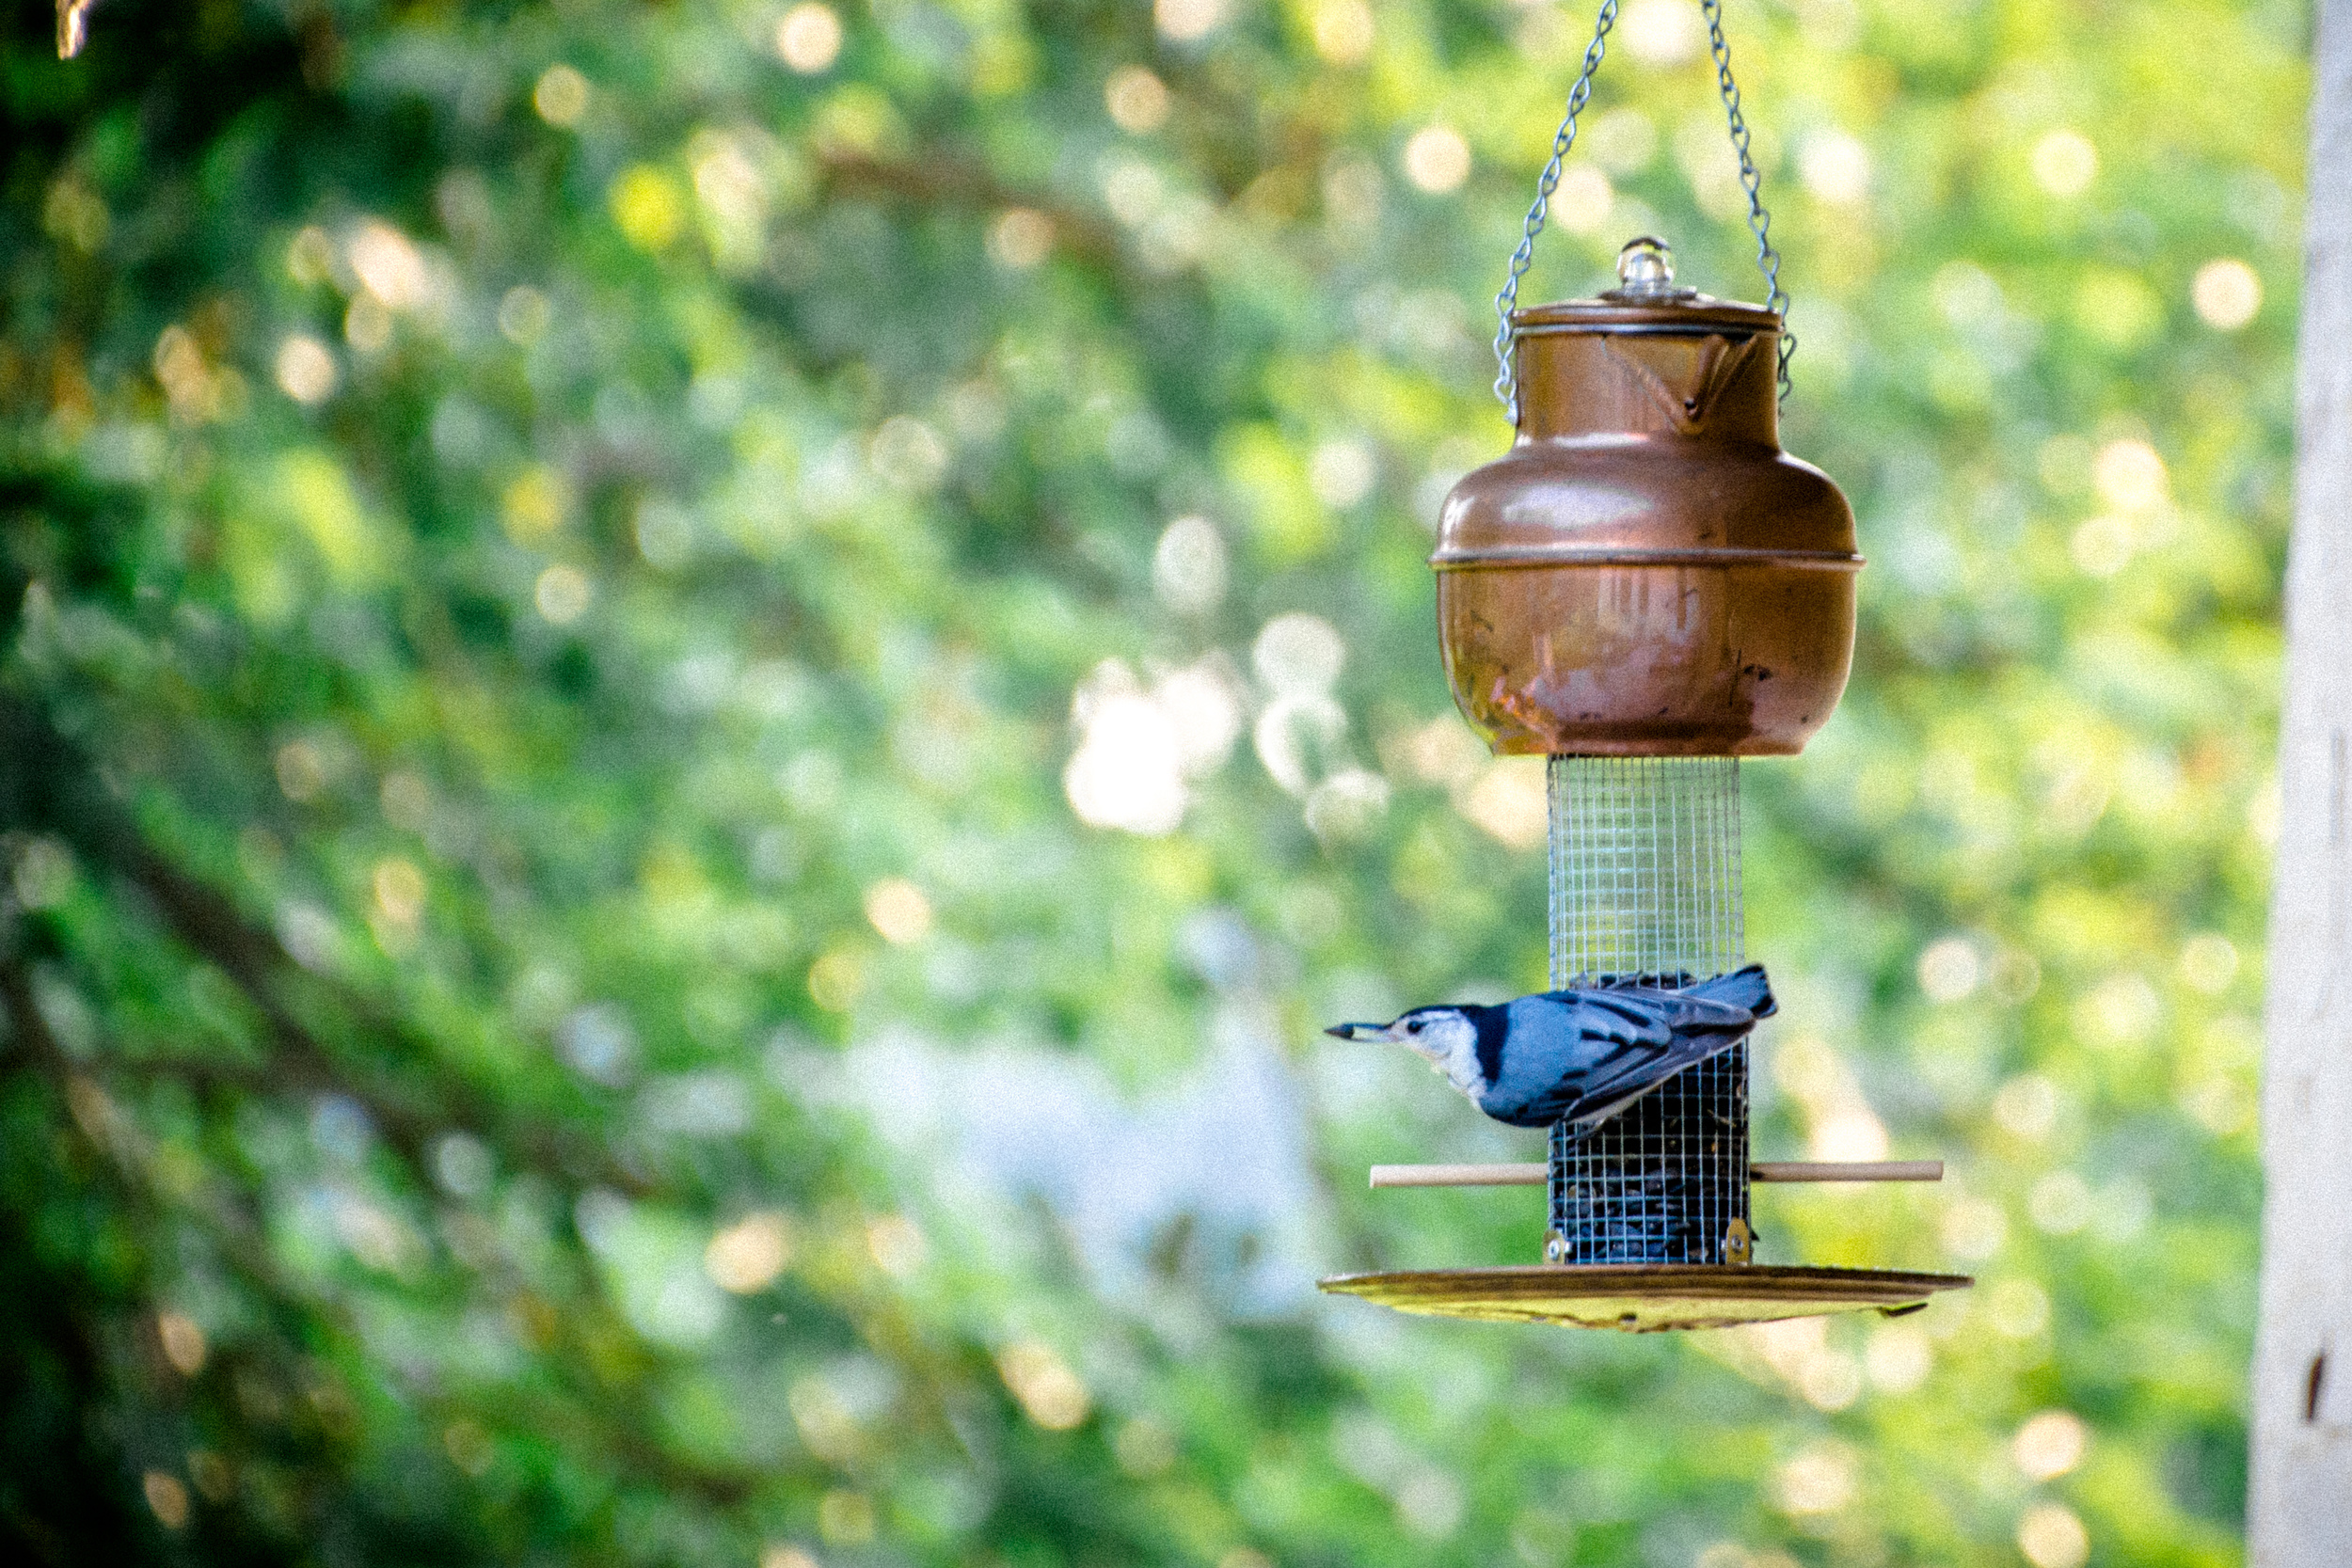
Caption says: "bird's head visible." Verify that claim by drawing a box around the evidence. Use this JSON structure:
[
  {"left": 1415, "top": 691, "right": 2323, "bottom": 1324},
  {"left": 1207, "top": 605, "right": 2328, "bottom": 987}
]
[{"left": 1325, "top": 1006, "right": 1478, "bottom": 1076}]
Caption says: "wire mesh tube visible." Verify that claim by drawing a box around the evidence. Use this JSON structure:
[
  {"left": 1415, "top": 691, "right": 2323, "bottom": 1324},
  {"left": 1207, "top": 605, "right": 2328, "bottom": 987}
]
[{"left": 1546, "top": 756, "right": 1751, "bottom": 1265}]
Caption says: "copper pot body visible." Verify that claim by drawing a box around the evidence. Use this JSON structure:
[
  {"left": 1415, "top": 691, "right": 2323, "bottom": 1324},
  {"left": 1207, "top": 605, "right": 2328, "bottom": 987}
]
[{"left": 1436, "top": 298, "right": 1859, "bottom": 757}]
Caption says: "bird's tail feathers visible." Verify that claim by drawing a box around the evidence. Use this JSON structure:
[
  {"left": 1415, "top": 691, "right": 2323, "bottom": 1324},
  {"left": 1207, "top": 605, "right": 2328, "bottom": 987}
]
[
  {"left": 1686, "top": 962, "right": 1775, "bottom": 1020},
  {"left": 1571, "top": 965, "right": 1774, "bottom": 1021}
]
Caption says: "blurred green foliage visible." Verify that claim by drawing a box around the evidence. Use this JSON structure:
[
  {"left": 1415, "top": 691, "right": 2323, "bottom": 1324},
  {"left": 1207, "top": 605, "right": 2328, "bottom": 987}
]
[{"left": 0, "top": 0, "right": 2300, "bottom": 1564}]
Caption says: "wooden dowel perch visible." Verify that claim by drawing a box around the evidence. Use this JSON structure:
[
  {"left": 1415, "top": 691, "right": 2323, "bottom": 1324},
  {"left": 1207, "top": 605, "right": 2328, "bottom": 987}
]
[
  {"left": 1752, "top": 1161, "right": 1943, "bottom": 1184},
  {"left": 1367, "top": 1160, "right": 1943, "bottom": 1190},
  {"left": 1369, "top": 1163, "right": 1544, "bottom": 1188}
]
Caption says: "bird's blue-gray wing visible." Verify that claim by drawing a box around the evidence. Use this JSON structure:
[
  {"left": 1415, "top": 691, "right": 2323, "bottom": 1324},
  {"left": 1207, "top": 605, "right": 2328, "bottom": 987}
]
[
  {"left": 1476, "top": 988, "right": 1756, "bottom": 1129},
  {"left": 1473, "top": 992, "right": 1671, "bottom": 1126}
]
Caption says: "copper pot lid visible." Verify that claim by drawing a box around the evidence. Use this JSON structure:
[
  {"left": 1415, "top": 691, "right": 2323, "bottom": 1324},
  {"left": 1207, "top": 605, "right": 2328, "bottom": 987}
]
[{"left": 1511, "top": 236, "right": 1782, "bottom": 336}]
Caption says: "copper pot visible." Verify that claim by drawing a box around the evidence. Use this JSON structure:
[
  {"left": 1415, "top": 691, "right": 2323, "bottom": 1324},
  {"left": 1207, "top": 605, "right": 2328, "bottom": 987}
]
[{"left": 1435, "top": 238, "right": 1859, "bottom": 757}]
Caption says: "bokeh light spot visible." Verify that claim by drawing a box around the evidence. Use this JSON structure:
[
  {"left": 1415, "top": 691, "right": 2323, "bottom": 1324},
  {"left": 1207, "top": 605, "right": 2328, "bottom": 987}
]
[
  {"left": 866, "top": 1214, "right": 928, "bottom": 1276},
  {"left": 706, "top": 1212, "right": 795, "bottom": 1292},
  {"left": 986, "top": 208, "right": 1054, "bottom": 269},
  {"left": 1460, "top": 760, "right": 1548, "bottom": 849},
  {"left": 275, "top": 336, "right": 337, "bottom": 404},
  {"left": 1308, "top": 437, "right": 1376, "bottom": 507},
  {"left": 1864, "top": 1320, "right": 1931, "bottom": 1393},
  {"left": 863, "top": 878, "right": 933, "bottom": 944},
  {"left": 1152, "top": 515, "right": 1227, "bottom": 613},
  {"left": 143, "top": 1470, "right": 190, "bottom": 1529},
  {"left": 1312, "top": 0, "right": 1375, "bottom": 65},
  {"left": 1253, "top": 612, "right": 1346, "bottom": 696},
  {"left": 776, "top": 5, "right": 843, "bottom": 73},
  {"left": 2093, "top": 437, "right": 2169, "bottom": 511},
  {"left": 609, "top": 166, "right": 685, "bottom": 250},
  {"left": 1800, "top": 129, "right": 1870, "bottom": 205},
  {"left": 1772, "top": 1444, "right": 1856, "bottom": 1515},
  {"left": 1619, "top": 0, "right": 1701, "bottom": 67},
  {"left": 1917, "top": 936, "right": 1982, "bottom": 1002},
  {"left": 1402, "top": 126, "right": 1470, "bottom": 194},
  {"left": 2031, "top": 129, "right": 2098, "bottom": 196},
  {"left": 1105, "top": 66, "right": 1170, "bottom": 133},
  {"left": 158, "top": 1310, "right": 208, "bottom": 1375},
  {"left": 502, "top": 466, "right": 569, "bottom": 544},
  {"left": 348, "top": 221, "right": 433, "bottom": 309},
  {"left": 532, "top": 64, "right": 589, "bottom": 126},
  {"left": 2179, "top": 932, "right": 2240, "bottom": 993},
  {"left": 997, "top": 1340, "right": 1090, "bottom": 1430},
  {"left": 2193, "top": 257, "right": 2262, "bottom": 329},
  {"left": 2012, "top": 1409, "right": 2089, "bottom": 1481},
  {"left": 1551, "top": 164, "right": 1614, "bottom": 232},
  {"left": 1993, "top": 1073, "right": 2059, "bottom": 1138},
  {"left": 2017, "top": 1503, "right": 2090, "bottom": 1568},
  {"left": 1155, "top": 0, "right": 1226, "bottom": 43},
  {"left": 1066, "top": 672, "right": 1187, "bottom": 834},
  {"left": 807, "top": 948, "right": 867, "bottom": 1011},
  {"left": 533, "top": 563, "right": 594, "bottom": 625}
]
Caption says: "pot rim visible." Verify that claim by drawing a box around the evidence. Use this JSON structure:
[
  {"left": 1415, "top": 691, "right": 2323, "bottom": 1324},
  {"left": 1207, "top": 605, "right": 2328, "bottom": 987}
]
[
  {"left": 1429, "top": 546, "right": 1865, "bottom": 571},
  {"left": 1511, "top": 297, "right": 1781, "bottom": 335}
]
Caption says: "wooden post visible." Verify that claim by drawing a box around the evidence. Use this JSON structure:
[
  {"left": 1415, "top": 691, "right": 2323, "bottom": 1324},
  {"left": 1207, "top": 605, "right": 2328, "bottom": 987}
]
[{"left": 2252, "top": 4, "right": 2352, "bottom": 1553}]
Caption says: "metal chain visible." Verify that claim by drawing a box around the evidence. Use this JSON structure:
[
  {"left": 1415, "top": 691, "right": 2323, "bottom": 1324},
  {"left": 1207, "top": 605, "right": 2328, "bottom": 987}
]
[
  {"left": 1489, "top": 0, "right": 1795, "bottom": 420},
  {"left": 1700, "top": 0, "right": 1793, "bottom": 401},
  {"left": 1491, "top": 0, "right": 1620, "bottom": 426}
]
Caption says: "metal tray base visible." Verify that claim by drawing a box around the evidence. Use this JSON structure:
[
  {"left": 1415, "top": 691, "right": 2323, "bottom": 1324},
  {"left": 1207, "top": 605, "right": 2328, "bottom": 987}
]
[{"left": 1318, "top": 1264, "right": 1971, "bottom": 1333}]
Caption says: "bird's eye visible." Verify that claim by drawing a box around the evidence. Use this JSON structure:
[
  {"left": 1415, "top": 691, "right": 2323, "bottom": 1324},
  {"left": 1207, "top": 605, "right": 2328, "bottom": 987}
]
[{"left": 1406, "top": 1020, "right": 1423, "bottom": 1035}]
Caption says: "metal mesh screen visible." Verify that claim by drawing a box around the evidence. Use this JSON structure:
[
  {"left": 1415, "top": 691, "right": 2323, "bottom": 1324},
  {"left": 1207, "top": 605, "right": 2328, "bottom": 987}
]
[{"left": 1546, "top": 756, "right": 1751, "bottom": 1265}]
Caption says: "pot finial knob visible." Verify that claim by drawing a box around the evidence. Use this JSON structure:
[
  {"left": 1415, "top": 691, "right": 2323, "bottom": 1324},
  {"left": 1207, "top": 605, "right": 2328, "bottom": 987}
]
[{"left": 1615, "top": 235, "right": 1676, "bottom": 295}]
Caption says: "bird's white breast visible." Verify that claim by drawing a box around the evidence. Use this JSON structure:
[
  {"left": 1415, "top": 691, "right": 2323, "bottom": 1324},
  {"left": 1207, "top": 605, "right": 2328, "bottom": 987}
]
[{"left": 1421, "top": 1014, "right": 1485, "bottom": 1100}]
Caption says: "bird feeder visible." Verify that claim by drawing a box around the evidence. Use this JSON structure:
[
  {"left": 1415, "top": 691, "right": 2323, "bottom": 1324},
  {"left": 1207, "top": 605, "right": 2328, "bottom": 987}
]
[
  {"left": 1433, "top": 239, "right": 1856, "bottom": 759},
  {"left": 1321, "top": 6, "right": 1967, "bottom": 1332}
]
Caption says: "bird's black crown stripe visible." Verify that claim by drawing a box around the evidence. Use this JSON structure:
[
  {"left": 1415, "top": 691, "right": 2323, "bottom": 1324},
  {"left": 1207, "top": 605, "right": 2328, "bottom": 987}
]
[{"left": 1470, "top": 1005, "right": 1508, "bottom": 1085}]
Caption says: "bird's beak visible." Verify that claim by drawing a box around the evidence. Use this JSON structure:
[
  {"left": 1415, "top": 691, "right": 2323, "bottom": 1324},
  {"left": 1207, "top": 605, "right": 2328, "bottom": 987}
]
[{"left": 1324, "top": 1022, "right": 1390, "bottom": 1042}]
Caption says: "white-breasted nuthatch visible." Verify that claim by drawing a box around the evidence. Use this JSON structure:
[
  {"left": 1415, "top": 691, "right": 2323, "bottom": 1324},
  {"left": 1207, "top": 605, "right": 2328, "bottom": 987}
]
[{"left": 1324, "top": 965, "right": 1774, "bottom": 1131}]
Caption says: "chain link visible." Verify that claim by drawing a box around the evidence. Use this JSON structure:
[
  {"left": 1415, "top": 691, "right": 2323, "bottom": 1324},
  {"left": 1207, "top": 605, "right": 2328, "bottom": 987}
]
[
  {"left": 1491, "top": 0, "right": 1620, "bottom": 426},
  {"left": 1700, "top": 0, "right": 1793, "bottom": 401},
  {"left": 1489, "top": 0, "right": 1794, "bottom": 420}
]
